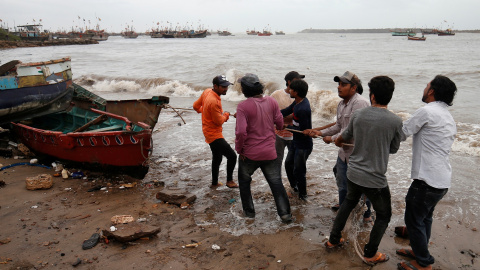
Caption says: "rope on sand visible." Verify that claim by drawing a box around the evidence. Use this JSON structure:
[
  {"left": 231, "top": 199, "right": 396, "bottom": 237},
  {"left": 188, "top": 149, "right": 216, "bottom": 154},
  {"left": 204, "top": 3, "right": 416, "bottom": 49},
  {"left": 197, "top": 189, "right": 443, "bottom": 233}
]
[
  {"left": 348, "top": 198, "right": 374, "bottom": 266},
  {"left": 0, "top": 162, "right": 51, "bottom": 171}
]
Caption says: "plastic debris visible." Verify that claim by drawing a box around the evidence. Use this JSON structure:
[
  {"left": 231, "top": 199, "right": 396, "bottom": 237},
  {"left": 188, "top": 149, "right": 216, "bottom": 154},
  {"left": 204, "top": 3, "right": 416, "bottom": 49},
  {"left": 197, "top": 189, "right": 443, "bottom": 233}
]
[
  {"left": 111, "top": 215, "right": 135, "bottom": 225},
  {"left": 212, "top": 244, "right": 221, "bottom": 250},
  {"left": 110, "top": 226, "right": 117, "bottom": 232},
  {"left": 61, "top": 169, "right": 69, "bottom": 179}
]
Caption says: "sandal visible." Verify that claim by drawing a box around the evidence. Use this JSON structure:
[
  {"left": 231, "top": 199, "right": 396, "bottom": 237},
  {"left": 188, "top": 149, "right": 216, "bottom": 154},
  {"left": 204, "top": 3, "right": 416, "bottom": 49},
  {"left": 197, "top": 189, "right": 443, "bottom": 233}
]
[
  {"left": 210, "top": 182, "right": 223, "bottom": 188},
  {"left": 364, "top": 252, "right": 389, "bottom": 265},
  {"left": 397, "top": 260, "right": 432, "bottom": 270},
  {"left": 82, "top": 233, "right": 100, "bottom": 250},
  {"left": 396, "top": 249, "right": 416, "bottom": 259},
  {"left": 226, "top": 181, "right": 239, "bottom": 188},
  {"left": 395, "top": 225, "right": 409, "bottom": 238},
  {"left": 325, "top": 238, "right": 345, "bottom": 249}
]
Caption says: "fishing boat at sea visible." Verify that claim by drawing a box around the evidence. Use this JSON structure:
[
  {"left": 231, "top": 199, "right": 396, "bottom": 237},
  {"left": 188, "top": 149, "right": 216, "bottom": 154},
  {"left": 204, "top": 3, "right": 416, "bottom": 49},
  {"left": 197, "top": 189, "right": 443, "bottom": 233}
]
[
  {"left": 0, "top": 57, "right": 73, "bottom": 125},
  {"left": 408, "top": 36, "right": 426, "bottom": 41},
  {"left": 122, "top": 25, "right": 139, "bottom": 39},
  {"left": 391, "top": 29, "right": 416, "bottom": 36},
  {"left": 438, "top": 29, "right": 455, "bottom": 36},
  {"left": 71, "top": 83, "right": 169, "bottom": 129},
  {"left": 11, "top": 106, "right": 153, "bottom": 174},
  {"left": 275, "top": 31, "right": 285, "bottom": 35},
  {"left": 246, "top": 29, "right": 259, "bottom": 35},
  {"left": 258, "top": 30, "right": 272, "bottom": 36},
  {"left": 217, "top": 30, "right": 232, "bottom": 36}
]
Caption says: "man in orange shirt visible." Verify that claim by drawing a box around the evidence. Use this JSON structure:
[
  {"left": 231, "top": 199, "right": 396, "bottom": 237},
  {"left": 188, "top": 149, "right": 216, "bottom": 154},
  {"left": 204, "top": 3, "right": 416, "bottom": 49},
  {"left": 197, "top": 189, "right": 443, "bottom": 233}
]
[{"left": 193, "top": 75, "right": 238, "bottom": 188}]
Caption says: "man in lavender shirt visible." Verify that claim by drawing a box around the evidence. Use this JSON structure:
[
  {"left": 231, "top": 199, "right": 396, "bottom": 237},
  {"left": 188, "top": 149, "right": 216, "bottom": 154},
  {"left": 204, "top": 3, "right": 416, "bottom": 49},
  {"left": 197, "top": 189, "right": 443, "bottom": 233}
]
[{"left": 235, "top": 73, "right": 292, "bottom": 223}]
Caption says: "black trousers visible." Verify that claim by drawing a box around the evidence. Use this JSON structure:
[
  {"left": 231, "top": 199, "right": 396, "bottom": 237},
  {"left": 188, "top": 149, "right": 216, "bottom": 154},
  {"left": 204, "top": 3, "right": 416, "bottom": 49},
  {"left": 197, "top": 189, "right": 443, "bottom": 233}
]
[{"left": 209, "top": 138, "right": 237, "bottom": 185}]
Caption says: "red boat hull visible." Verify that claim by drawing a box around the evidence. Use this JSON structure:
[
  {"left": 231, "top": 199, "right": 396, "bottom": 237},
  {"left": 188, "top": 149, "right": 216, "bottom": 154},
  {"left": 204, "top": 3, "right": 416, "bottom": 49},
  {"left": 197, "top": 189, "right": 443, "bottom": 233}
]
[{"left": 11, "top": 122, "right": 152, "bottom": 167}]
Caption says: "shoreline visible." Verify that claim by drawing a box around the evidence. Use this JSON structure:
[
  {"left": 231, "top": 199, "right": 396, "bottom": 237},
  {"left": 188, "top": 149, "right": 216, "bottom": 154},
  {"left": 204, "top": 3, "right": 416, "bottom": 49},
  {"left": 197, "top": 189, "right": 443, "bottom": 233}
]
[
  {"left": 0, "top": 39, "right": 98, "bottom": 49},
  {"left": 1, "top": 101, "right": 479, "bottom": 269}
]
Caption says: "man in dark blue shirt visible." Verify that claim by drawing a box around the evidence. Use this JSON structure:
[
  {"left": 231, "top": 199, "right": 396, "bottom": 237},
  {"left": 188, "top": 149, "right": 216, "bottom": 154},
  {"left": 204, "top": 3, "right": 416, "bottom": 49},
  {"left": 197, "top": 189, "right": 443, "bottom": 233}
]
[{"left": 281, "top": 79, "right": 313, "bottom": 201}]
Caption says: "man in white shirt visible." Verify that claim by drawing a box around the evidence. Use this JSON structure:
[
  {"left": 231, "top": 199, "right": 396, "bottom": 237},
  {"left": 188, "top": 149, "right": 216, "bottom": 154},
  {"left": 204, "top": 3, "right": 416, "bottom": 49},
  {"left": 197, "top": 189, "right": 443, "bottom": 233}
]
[
  {"left": 270, "top": 71, "right": 304, "bottom": 192},
  {"left": 397, "top": 75, "right": 457, "bottom": 270}
]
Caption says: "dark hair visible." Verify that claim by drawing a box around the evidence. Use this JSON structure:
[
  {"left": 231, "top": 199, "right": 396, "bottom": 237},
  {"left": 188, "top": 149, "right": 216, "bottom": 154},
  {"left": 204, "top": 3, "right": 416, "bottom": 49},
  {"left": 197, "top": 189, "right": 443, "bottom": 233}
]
[
  {"left": 241, "top": 82, "right": 264, "bottom": 97},
  {"left": 368, "top": 76, "right": 395, "bottom": 105},
  {"left": 430, "top": 75, "right": 457, "bottom": 106},
  {"left": 212, "top": 76, "right": 220, "bottom": 86},
  {"left": 290, "top": 79, "right": 308, "bottom": 98},
  {"left": 356, "top": 82, "right": 364, "bottom": 95}
]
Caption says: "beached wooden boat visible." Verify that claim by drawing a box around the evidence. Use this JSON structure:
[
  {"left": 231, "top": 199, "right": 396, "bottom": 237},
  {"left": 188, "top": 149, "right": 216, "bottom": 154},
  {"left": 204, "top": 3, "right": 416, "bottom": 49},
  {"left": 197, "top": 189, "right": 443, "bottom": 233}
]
[
  {"left": 11, "top": 106, "right": 153, "bottom": 169},
  {"left": 408, "top": 36, "right": 426, "bottom": 41},
  {"left": 71, "top": 83, "right": 169, "bottom": 128},
  {"left": 0, "top": 57, "right": 73, "bottom": 125}
]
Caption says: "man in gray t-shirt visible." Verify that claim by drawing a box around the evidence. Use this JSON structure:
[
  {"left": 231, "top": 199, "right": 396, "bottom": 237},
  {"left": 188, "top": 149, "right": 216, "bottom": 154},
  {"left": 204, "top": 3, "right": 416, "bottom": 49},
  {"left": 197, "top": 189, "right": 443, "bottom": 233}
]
[{"left": 325, "top": 76, "right": 402, "bottom": 266}]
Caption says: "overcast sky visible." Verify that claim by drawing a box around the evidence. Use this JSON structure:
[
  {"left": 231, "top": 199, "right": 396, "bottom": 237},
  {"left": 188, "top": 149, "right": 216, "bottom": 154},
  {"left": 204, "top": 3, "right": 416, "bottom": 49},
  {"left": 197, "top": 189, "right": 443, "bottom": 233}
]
[{"left": 1, "top": 0, "right": 479, "bottom": 33}]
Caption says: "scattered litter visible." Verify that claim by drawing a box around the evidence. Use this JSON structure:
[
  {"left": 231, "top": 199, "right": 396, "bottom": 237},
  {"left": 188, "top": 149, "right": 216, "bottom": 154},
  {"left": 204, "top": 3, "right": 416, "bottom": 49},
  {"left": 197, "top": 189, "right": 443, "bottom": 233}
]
[
  {"left": 71, "top": 171, "right": 84, "bottom": 179},
  {"left": 137, "top": 218, "right": 147, "bottom": 223},
  {"left": 29, "top": 159, "right": 38, "bottom": 164},
  {"left": 183, "top": 242, "right": 201, "bottom": 248},
  {"left": 180, "top": 202, "right": 189, "bottom": 209},
  {"left": 25, "top": 174, "right": 53, "bottom": 190},
  {"left": 277, "top": 260, "right": 282, "bottom": 263},
  {"left": 64, "top": 188, "right": 72, "bottom": 191},
  {"left": 100, "top": 187, "right": 107, "bottom": 191},
  {"left": 212, "top": 244, "right": 221, "bottom": 250},
  {"left": 110, "top": 226, "right": 117, "bottom": 232},
  {"left": 61, "top": 169, "right": 69, "bottom": 179},
  {"left": 228, "top": 198, "right": 236, "bottom": 204},
  {"left": 31, "top": 205, "right": 38, "bottom": 209},
  {"left": 111, "top": 215, "right": 135, "bottom": 225}
]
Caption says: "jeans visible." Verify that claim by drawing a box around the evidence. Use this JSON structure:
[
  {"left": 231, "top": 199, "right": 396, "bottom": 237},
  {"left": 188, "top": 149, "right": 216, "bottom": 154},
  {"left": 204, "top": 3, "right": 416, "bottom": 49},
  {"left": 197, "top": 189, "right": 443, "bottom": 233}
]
[
  {"left": 238, "top": 157, "right": 291, "bottom": 217},
  {"left": 274, "top": 136, "right": 294, "bottom": 183},
  {"left": 336, "top": 157, "right": 372, "bottom": 218},
  {"left": 285, "top": 143, "right": 312, "bottom": 197},
  {"left": 209, "top": 138, "right": 237, "bottom": 185},
  {"left": 404, "top": 180, "right": 448, "bottom": 267},
  {"left": 329, "top": 179, "right": 392, "bottom": 258}
]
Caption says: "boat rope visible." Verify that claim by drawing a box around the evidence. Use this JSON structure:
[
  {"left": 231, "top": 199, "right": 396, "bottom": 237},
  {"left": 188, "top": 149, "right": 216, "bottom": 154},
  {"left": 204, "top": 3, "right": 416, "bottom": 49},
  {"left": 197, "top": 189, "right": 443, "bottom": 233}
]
[
  {"left": 284, "top": 128, "right": 354, "bottom": 147},
  {"left": 162, "top": 104, "right": 187, "bottom": 124},
  {"left": 0, "top": 162, "right": 52, "bottom": 171}
]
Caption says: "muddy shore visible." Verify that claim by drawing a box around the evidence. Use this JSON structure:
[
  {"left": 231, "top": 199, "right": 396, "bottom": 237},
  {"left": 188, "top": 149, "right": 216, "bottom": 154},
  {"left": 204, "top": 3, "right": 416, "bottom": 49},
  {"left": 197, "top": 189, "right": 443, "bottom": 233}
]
[
  {"left": 0, "top": 39, "right": 98, "bottom": 49},
  {"left": 1, "top": 108, "right": 479, "bottom": 270}
]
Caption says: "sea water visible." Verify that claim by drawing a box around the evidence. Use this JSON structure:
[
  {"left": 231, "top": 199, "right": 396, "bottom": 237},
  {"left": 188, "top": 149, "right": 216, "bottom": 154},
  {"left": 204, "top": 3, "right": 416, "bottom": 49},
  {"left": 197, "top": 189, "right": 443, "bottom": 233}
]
[{"left": 1, "top": 33, "right": 479, "bottom": 235}]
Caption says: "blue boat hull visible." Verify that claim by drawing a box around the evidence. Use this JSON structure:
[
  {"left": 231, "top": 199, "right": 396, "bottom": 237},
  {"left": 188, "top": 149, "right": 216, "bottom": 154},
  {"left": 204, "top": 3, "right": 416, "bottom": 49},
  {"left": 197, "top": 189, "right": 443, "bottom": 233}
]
[{"left": 0, "top": 80, "right": 73, "bottom": 124}]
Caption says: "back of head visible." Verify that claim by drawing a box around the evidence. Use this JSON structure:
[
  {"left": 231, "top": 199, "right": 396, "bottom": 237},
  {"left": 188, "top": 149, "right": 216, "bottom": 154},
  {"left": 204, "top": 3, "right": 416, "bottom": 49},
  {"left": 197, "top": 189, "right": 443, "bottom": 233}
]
[
  {"left": 239, "top": 73, "right": 264, "bottom": 97},
  {"left": 430, "top": 75, "right": 457, "bottom": 106},
  {"left": 290, "top": 79, "right": 308, "bottom": 98},
  {"left": 368, "top": 76, "right": 395, "bottom": 105}
]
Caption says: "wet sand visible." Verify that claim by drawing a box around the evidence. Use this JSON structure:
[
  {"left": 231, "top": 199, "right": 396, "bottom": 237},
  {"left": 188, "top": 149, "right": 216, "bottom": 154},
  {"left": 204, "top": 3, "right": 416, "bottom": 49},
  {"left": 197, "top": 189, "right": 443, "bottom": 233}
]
[{"left": 1, "top": 98, "right": 479, "bottom": 269}]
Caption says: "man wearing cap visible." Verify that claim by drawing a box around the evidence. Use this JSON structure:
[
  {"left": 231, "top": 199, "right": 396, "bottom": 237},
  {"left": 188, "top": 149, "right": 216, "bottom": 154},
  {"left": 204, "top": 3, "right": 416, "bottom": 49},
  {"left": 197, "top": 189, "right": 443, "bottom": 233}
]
[
  {"left": 325, "top": 76, "right": 402, "bottom": 266},
  {"left": 193, "top": 75, "right": 238, "bottom": 189},
  {"left": 281, "top": 79, "right": 313, "bottom": 201},
  {"left": 270, "top": 71, "right": 304, "bottom": 192},
  {"left": 235, "top": 73, "right": 292, "bottom": 222},
  {"left": 304, "top": 71, "right": 372, "bottom": 221}
]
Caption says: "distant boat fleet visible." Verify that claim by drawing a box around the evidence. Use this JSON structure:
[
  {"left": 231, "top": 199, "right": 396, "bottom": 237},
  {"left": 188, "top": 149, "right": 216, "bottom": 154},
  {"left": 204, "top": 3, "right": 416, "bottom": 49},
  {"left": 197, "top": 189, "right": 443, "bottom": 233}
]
[{"left": 390, "top": 27, "right": 456, "bottom": 41}]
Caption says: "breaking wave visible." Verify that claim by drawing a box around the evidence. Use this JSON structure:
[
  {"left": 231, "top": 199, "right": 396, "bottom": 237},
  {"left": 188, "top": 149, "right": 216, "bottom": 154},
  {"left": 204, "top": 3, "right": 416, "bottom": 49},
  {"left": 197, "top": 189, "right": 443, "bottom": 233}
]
[{"left": 74, "top": 75, "right": 480, "bottom": 157}]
